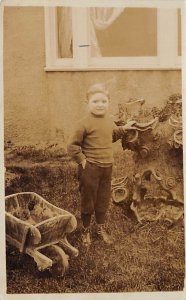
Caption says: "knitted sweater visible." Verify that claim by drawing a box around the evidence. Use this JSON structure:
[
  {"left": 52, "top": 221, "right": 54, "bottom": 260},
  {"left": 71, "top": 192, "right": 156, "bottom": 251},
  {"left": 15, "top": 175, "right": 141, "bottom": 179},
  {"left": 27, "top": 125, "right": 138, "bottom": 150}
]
[{"left": 67, "top": 113, "right": 125, "bottom": 167}]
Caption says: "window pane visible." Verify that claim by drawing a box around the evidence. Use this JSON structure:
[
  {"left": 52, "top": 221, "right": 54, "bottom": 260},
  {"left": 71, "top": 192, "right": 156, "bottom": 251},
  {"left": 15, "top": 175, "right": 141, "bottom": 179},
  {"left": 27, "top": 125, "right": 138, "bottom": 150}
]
[
  {"left": 57, "top": 7, "right": 73, "bottom": 58},
  {"left": 178, "top": 9, "right": 181, "bottom": 56},
  {"left": 91, "top": 8, "right": 157, "bottom": 57}
]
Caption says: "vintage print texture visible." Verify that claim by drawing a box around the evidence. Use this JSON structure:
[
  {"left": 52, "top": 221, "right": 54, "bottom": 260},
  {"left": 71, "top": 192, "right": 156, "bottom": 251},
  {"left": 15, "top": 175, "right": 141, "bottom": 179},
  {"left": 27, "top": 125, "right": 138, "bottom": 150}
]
[{"left": 3, "top": 1, "right": 185, "bottom": 296}]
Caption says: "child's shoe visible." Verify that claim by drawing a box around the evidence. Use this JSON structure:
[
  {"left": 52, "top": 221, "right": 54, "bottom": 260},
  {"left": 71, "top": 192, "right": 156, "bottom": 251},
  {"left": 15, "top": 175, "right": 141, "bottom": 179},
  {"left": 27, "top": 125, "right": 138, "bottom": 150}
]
[
  {"left": 97, "top": 224, "right": 113, "bottom": 244},
  {"left": 82, "top": 227, "right": 91, "bottom": 247}
]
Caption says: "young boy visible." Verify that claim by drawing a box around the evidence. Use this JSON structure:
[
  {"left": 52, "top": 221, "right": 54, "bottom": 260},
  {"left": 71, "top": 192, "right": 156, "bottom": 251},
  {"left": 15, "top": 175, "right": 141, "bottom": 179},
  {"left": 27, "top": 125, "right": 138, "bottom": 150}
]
[{"left": 67, "top": 83, "right": 135, "bottom": 247}]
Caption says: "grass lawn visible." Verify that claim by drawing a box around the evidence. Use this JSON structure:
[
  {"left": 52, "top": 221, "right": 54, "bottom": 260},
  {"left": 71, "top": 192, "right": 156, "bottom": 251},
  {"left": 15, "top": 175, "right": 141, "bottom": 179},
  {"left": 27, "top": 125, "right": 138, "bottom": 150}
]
[{"left": 5, "top": 146, "right": 185, "bottom": 293}]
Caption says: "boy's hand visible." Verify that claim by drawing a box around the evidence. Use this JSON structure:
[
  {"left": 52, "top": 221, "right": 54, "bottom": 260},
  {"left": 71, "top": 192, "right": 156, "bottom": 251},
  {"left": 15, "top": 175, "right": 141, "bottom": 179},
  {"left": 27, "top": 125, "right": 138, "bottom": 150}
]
[
  {"left": 122, "top": 120, "right": 136, "bottom": 130},
  {"left": 81, "top": 159, "right": 87, "bottom": 169}
]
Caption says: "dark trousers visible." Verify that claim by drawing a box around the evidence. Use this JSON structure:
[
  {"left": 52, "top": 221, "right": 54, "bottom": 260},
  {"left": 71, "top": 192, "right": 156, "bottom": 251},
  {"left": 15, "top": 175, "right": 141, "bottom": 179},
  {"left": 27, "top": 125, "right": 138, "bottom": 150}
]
[{"left": 78, "top": 161, "right": 112, "bottom": 227}]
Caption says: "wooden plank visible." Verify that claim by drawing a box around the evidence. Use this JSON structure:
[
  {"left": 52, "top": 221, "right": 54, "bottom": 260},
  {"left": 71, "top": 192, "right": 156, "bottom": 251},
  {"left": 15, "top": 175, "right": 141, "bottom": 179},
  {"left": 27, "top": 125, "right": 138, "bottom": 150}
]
[
  {"left": 6, "top": 235, "right": 22, "bottom": 250},
  {"left": 19, "top": 225, "right": 30, "bottom": 252},
  {"left": 26, "top": 248, "right": 53, "bottom": 271},
  {"left": 6, "top": 213, "right": 41, "bottom": 249}
]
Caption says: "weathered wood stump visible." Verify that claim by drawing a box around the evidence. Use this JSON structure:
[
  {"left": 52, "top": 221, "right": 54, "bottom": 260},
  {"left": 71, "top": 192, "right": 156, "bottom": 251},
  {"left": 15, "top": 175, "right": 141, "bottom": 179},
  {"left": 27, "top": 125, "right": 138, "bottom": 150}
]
[{"left": 113, "top": 94, "right": 183, "bottom": 224}]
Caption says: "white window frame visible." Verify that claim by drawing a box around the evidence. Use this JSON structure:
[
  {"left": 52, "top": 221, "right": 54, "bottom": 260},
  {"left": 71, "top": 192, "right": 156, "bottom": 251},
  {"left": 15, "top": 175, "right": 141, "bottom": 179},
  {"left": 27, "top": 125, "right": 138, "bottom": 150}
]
[{"left": 44, "top": 7, "right": 181, "bottom": 71}]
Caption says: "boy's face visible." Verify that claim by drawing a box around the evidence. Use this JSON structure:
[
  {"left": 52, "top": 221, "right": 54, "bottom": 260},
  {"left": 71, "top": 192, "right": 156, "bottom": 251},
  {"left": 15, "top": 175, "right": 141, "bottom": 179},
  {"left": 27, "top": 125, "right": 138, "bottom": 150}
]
[{"left": 87, "top": 92, "right": 109, "bottom": 116}]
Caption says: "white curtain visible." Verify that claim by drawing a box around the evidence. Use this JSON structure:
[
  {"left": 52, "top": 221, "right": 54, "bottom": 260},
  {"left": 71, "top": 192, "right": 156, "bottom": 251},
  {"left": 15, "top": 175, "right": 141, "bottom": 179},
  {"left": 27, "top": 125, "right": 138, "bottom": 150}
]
[
  {"left": 57, "top": 7, "right": 73, "bottom": 58},
  {"left": 89, "top": 7, "right": 125, "bottom": 57},
  {"left": 57, "top": 7, "right": 125, "bottom": 58}
]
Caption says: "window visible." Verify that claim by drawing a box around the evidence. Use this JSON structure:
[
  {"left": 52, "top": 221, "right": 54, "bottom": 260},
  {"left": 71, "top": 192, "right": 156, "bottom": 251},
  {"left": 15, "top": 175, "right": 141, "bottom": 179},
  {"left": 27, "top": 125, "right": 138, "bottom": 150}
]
[
  {"left": 44, "top": 6, "right": 182, "bottom": 71},
  {"left": 93, "top": 8, "right": 157, "bottom": 58}
]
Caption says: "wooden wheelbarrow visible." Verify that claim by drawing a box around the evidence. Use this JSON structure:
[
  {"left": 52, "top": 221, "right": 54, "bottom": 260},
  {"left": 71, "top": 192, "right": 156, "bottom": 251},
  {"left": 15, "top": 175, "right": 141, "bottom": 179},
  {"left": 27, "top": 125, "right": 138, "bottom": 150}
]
[{"left": 5, "top": 192, "right": 79, "bottom": 276}]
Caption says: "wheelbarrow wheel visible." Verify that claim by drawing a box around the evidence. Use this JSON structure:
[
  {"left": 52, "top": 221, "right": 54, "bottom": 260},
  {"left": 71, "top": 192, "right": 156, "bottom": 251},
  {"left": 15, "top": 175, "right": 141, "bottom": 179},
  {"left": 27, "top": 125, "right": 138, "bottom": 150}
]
[{"left": 42, "top": 245, "right": 69, "bottom": 277}]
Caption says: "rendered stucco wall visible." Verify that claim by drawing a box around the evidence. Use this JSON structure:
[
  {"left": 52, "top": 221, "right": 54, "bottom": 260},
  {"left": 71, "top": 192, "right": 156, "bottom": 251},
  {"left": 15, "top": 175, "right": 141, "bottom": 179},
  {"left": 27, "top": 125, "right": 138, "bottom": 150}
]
[
  {"left": 4, "top": 7, "right": 49, "bottom": 145},
  {"left": 4, "top": 7, "right": 182, "bottom": 145}
]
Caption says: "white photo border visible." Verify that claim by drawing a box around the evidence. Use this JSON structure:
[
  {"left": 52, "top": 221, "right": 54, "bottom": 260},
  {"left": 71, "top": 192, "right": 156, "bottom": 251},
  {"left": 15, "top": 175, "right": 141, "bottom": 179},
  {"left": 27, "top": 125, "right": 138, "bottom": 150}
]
[{"left": 0, "top": 0, "right": 185, "bottom": 299}]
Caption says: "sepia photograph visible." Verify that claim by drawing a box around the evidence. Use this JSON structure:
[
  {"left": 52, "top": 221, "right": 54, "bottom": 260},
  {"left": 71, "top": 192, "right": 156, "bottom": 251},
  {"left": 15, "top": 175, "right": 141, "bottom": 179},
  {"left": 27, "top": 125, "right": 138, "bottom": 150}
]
[{"left": 1, "top": 0, "right": 185, "bottom": 297}]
